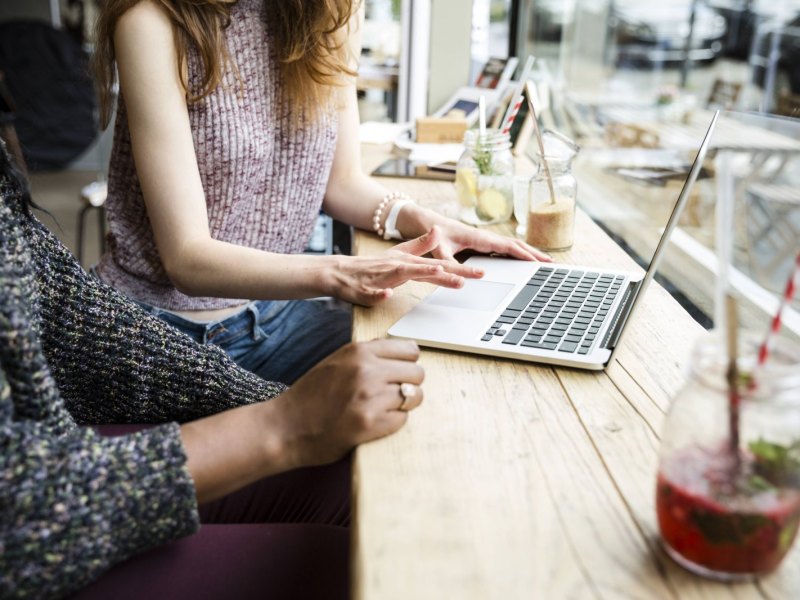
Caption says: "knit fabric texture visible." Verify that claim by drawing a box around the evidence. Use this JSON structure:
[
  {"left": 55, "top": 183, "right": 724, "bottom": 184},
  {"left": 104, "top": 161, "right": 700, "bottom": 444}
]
[
  {"left": 0, "top": 171, "right": 287, "bottom": 598},
  {"left": 96, "top": 0, "right": 338, "bottom": 310}
]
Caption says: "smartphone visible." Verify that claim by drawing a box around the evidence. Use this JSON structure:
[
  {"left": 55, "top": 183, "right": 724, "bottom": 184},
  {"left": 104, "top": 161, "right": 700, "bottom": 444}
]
[{"left": 371, "top": 158, "right": 456, "bottom": 181}]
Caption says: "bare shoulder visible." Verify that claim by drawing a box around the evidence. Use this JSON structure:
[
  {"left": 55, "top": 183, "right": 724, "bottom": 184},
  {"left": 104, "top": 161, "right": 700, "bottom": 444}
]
[
  {"left": 113, "top": 0, "right": 184, "bottom": 100},
  {"left": 115, "top": 0, "right": 175, "bottom": 49}
]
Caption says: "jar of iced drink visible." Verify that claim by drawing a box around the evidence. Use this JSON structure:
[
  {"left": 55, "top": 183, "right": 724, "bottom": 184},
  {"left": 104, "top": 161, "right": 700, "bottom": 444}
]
[
  {"left": 526, "top": 131, "right": 579, "bottom": 252},
  {"left": 455, "top": 129, "right": 514, "bottom": 226},
  {"left": 656, "top": 332, "right": 800, "bottom": 580}
]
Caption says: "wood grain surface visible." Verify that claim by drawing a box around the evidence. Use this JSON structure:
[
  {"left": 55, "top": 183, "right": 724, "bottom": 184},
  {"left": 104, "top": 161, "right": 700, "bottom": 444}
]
[{"left": 350, "top": 144, "right": 800, "bottom": 600}]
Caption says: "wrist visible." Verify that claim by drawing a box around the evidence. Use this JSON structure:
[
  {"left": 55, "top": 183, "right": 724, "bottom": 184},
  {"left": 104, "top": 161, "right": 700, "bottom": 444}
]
[
  {"left": 302, "top": 254, "right": 344, "bottom": 299},
  {"left": 382, "top": 197, "right": 414, "bottom": 240},
  {"left": 258, "top": 398, "right": 303, "bottom": 471},
  {"left": 372, "top": 191, "right": 412, "bottom": 239},
  {"left": 396, "top": 202, "right": 437, "bottom": 239},
  {"left": 318, "top": 254, "right": 349, "bottom": 300}
]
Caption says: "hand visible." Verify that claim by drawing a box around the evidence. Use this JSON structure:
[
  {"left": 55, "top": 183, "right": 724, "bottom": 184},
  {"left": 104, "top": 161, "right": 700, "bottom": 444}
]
[
  {"left": 271, "top": 339, "right": 425, "bottom": 467},
  {"left": 427, "top": 218, "right": 553, "bottom": 262},
  {"left": 330, "top": 227, "right": 484, "bottom": 306},
  {"left": 396, "top": 204, "right": 553, "bottom": 263}
]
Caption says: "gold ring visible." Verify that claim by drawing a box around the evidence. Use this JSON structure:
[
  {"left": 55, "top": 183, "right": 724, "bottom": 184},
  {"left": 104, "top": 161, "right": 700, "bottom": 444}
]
[{"left": 398, "top": 383, "right": 416, "bottom": 411}]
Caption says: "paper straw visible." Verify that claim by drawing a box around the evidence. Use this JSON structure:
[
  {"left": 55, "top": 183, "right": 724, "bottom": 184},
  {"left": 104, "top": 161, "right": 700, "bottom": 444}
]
[
  {"left": 500, "top": 55, "right": 535, "bottom": 136},
  {"left": 524, "top": 85, "right": 556, "bottom": 205},
  {"left": 478, "top": 95, "right": 486, "bottom": 138},
  {"left": 756, "top": 251, "right": 800, "bottom": 366},
  {"left": 714, "top": 151, "right": 735, "bottom": 334},
  {"left": 725, "top": 294, "right": 741, "bottom": 471}
]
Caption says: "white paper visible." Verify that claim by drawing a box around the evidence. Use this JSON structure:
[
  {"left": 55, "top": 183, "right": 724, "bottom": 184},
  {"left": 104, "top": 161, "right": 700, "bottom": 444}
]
[
  {"left": 359, "top": 121, "right": 412, "bottom": 145},
  {"left": 407, "top": 143, "right": 465, "bottom": 165}
]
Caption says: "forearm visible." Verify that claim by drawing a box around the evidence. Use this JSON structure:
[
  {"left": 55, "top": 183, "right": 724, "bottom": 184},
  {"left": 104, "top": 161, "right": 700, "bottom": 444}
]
[
  {"left": 180, "top": 399, "right": 294, "bottom": 504},
  {"left": 323, "top": 169, "right": 388, "bottom": 232},
  {"left": 167, "top": 237, "right": 340, "bottom": 300},
  {"left": 324, "top": 171, "right": 441, "bottom": 239}
]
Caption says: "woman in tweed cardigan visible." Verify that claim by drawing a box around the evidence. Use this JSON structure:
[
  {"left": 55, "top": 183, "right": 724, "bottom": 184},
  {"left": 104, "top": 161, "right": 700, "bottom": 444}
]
[{"left": 0, "top": 143, "right": 423, "bottom": 599}]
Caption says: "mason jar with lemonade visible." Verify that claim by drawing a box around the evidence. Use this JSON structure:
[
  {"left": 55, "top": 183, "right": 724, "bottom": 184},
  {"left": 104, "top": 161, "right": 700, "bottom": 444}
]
[{"left": 455, "top": 129, "right": 514, "bottom": 225}]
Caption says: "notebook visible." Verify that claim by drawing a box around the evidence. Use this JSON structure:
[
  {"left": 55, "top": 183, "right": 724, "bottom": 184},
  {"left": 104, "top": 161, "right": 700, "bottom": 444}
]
[{"left": 388, "top": 111, "right": 720, "bottom": 370}]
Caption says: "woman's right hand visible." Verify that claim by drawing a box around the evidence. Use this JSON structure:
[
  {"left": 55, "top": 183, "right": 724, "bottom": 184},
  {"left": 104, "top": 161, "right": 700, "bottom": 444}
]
[
  {"left": 329, "top": 226, "right": 485, "bottom": 306},
  {"left": 271, "top": 339, "right": 424, "bottom": 468}
]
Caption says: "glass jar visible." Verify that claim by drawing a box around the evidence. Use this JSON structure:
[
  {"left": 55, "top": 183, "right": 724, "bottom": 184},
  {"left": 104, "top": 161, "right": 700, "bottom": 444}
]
[
  {"left": 454, "top": 129, "right": 514, "bottom": 226},
  {"left": 512, "top": 174, "right": 532, "bottom": 237},
  {"left": 525, "top": 131, "right": 579, "bottom": 252},
  {"left": 656, "top": 331, "right": 800, "bottom": 581}
]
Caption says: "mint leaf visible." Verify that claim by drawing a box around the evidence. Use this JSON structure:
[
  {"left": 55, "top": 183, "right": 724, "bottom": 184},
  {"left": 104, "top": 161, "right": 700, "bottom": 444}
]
[
  {"left": 746, "top": 474, "right": 777, "bottom": 492},
  {"left": 474, "top": 145, "right": 493, "bottom": 175},
  {"left": 778, "top": 517, "right": 800, "bottom": 553},
  {"left": 691, "top": 510, "right": 772, "bottom": 545},
  {"left": 750, "top": 438, "right": 800, "bottom": 488}
]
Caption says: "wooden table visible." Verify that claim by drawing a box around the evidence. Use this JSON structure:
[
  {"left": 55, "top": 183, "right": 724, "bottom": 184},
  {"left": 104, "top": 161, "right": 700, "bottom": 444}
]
[{"left": 350, "top": 145, "right": 800, "bottom": 599}]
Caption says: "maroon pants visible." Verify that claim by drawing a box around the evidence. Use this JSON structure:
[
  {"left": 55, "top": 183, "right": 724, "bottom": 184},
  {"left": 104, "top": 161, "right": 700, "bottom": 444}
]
[{"left": 70, "top": 425, "right": 351, "bottom": 600}]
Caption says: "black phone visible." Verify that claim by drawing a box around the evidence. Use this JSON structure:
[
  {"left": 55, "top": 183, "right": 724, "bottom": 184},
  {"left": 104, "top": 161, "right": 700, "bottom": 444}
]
[{"left": 371, "top": 158, "right": 456, "bottom": 181}]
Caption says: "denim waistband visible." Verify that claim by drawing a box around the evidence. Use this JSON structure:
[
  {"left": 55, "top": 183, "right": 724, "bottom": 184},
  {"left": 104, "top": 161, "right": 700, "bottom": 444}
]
[{"left": 135, "top": 299, "right": 288, "bottom": 345}]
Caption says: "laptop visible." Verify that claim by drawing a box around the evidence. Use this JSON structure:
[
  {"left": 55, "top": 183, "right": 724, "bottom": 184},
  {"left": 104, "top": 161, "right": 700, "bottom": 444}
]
[{"left": 388, "top": 111, "right": 720, "bottom": 370}]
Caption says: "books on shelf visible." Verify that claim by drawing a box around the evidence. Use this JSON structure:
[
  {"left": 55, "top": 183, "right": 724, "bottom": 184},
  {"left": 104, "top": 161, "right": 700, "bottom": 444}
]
[
  {"left": 474, "top": 56, "right": 519, "bottom": 91},
  {"left": 430, "top": 57, "right": 519, "bottom": 126}
]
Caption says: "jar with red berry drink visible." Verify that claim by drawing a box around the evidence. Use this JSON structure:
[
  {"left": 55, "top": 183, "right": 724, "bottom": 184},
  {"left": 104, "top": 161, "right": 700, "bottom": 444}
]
[{"left": 656, "top": 331, "right": 800, "bottom": 580}]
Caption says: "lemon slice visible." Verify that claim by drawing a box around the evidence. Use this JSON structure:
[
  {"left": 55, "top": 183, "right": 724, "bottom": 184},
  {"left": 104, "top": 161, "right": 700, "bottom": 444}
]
[
  {"left": 476, "top": 187, "right": 508, "bottom": 222},
  {"left": 455, "top": 169, "right": 477, "bottom": 208}
]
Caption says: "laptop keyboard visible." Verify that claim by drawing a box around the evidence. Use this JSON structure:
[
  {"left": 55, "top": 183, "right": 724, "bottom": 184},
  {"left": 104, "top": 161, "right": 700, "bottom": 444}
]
[{"left": 480, "top": 267, "right": 624, "bottom": 355}]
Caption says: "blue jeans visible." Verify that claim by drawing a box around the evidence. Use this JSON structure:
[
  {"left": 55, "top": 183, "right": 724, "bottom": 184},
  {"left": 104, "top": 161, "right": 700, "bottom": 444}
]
[{"left": 137, "top": 299, "right": 352, "bottom": 385}]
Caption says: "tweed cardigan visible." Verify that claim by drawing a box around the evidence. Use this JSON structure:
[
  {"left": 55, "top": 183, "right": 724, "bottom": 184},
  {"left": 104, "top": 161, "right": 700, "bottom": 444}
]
[{"left": 0, "top": 172, "right": 286, "bottom": 598}]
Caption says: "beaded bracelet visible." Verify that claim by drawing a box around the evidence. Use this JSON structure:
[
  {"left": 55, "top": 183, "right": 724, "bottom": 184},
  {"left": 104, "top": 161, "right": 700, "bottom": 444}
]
[{"left": 372, "top": 191, "right": 411, "bottom": 239}]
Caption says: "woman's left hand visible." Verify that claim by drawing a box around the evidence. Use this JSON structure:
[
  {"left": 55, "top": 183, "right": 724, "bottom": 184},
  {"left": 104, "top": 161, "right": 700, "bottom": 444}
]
[{"left": 395, "top": 206, "right": 553, "bottom": 263}]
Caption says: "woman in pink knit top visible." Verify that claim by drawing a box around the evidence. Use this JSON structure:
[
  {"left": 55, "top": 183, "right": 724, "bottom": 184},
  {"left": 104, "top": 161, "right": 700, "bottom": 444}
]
[{"left": 92, "top": 0, "right": 549, "bottom": 385}]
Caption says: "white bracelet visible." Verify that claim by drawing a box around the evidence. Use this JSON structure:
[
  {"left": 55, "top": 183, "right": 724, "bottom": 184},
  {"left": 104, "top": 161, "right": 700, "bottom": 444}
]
[
  {"left": 383, "top": 197, "right": 414, "bottom": 240},
  {"left": 372, "top": 191, "right": 412, "bottom": 239}
]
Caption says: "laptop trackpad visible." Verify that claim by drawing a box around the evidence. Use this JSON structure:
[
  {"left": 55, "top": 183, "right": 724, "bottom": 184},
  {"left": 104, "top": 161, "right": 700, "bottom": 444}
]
[{"left": 426, "top": 280, "right": 514, "bottom": 311}]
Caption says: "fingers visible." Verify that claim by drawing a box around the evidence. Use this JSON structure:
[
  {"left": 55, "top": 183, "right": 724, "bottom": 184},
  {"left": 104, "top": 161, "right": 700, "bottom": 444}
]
[
  {"left": 438, "top": 225, "right": 553, "bottom": 263},
  {"left": 490, "top": 237, "right": 542, "bottom": 261},
  {"left": 364, "top": 338, "right": 421, "bottom": 361},
  {"left": 382, "top": 359, "right": 425, "bottom": 385},
  {"left": 372, "top": 410, "right": 409, "bottom": 437},
  {"left": 490, "top": 237, "right": 553, "bottom": 263},
  {"left": 357, "top": 339, "right": 426, "bottom": 411},
  {"left": 395, "top": 382, "right": 424, "bottom": 411},
  {"left": 514, "top": 240, "right": 553, "bottom": 262},
  {"left": 353, "top": 257, "right": 484, "bottom": 305}
]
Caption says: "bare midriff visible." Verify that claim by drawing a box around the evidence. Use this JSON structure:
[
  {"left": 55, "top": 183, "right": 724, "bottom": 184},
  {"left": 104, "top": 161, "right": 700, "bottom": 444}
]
[{"left": 167, "top": 302, "right": 250, "bottom": 323}]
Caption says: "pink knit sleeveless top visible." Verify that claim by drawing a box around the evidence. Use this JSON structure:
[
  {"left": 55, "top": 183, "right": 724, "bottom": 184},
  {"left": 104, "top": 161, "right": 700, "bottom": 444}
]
[{"left": 96, "top": 0, "right": 338, "bottom": 310}]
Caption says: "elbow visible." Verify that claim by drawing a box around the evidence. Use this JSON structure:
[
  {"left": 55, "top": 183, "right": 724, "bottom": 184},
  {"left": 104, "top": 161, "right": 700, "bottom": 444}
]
[
  {"left": 161, "top": 241, "right": 209, "bottom": 297},
  {"left": 162, "top": 257, "right": 197, "bottom": 296}
]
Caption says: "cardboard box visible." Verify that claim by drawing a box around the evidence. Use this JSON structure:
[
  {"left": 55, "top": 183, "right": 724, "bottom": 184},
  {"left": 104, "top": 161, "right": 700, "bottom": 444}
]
[{"left": 415, "top": 117, "right": 468, "bottom": 144}]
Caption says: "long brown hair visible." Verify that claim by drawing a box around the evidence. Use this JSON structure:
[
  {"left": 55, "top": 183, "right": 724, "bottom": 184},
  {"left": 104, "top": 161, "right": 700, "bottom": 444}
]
[{"left": 93, "top": 0, "right": 358, "bottom": 128}]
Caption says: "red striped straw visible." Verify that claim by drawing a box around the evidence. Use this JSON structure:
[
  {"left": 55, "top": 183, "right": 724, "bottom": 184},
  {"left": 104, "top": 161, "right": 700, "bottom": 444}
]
[
  {"left": 756, "top": 250, "right": 800, "bottom": 367},
  {"left": 500, "top": 56, "right": 535, "bottom": 136}
]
